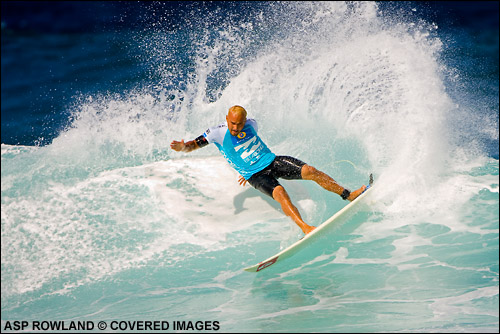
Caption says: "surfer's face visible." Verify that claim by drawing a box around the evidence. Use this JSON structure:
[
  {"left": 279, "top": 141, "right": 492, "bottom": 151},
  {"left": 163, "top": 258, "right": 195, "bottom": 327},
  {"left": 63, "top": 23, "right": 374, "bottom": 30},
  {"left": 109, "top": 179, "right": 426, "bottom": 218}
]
[{"left": 226, "top": 112, "right": 246, "bottom": 137}]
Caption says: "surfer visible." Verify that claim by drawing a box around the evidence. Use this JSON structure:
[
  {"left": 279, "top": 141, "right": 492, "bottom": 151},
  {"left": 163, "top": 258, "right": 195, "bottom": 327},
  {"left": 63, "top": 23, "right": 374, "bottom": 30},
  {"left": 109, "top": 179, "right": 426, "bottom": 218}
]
[{"left": 170, "top": 105, "right": 366, "bottom": 235}]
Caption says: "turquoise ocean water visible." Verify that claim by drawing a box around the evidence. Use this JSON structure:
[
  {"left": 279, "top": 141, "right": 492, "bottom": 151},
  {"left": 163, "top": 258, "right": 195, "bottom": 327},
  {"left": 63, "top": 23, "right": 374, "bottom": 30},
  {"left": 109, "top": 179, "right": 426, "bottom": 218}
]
[{"left": 2, "top": 2, "right": 498, "bottom": 332}]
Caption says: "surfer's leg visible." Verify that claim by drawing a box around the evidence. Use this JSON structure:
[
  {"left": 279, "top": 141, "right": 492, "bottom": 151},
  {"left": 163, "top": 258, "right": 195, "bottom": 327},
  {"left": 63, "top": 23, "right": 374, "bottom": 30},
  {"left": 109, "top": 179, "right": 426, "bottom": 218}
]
[
  {"left": 272, "top": 185, "right": 316, "bottom": 235},
  {"left": 301, "top": 165, "right": 366, "bottom": 201},
  {"left": 301, "top": 165, "right": 344, "bottom": 194}
]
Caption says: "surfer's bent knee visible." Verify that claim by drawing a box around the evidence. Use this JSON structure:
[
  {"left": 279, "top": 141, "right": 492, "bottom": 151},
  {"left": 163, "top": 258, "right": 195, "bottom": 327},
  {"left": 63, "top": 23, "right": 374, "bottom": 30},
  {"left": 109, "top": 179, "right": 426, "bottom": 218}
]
[
  {"left": 271, "top": 185, "right": 286, "bottom": 201},
  {"left": 301, "top": 164, "right": 318, "bottom": 178}
]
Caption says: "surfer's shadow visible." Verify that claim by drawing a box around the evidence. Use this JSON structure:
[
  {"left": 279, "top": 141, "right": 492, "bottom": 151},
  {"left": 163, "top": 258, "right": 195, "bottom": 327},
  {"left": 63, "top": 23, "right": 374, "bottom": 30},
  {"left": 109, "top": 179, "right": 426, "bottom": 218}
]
[
  {"left": 232, "top": 187, "right": 281, "bottom": 215},
  {"left": 232, "top": 181, "right": 314, "bottom": 216}
]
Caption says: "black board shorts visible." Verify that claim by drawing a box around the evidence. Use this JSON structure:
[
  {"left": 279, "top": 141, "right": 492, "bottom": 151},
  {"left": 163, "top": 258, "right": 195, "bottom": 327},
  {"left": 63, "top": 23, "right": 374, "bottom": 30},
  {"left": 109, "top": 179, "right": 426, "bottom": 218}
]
[{"left": 247, "top": 156, "right": 306, "bottom": 198}]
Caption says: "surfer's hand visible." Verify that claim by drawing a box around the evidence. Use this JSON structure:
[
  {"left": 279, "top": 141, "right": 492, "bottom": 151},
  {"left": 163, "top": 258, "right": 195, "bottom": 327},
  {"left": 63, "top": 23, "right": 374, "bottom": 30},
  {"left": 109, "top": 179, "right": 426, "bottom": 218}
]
[
  {"left": 170, "top": 139, "right": 186, "bottom": 152},
  {"left": 238, "top": 176, "right": 248, "bottom": 186}
]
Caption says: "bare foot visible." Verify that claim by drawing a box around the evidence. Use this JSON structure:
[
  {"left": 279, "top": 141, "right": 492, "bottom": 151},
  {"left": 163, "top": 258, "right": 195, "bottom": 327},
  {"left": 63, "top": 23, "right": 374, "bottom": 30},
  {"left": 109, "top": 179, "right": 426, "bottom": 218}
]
[
  {"left": 302, "top": 225, "right": 316, "bottom": 235},
  {"left": 347, "top": 185, "right": 367, "bottom": 201}
]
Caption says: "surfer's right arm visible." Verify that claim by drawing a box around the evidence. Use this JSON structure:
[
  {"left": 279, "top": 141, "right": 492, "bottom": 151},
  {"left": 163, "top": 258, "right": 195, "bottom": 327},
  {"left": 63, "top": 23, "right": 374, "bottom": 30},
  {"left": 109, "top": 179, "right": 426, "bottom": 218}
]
[{"left": 170, "top": 135, "right": 208, "bottom": 153}]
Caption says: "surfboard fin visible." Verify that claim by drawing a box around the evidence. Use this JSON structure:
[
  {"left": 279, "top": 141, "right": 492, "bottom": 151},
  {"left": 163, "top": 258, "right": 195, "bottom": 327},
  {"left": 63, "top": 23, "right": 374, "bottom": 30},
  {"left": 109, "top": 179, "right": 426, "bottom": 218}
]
[{"left": 369, "top": 173, "right": 374, "bottom": 186}]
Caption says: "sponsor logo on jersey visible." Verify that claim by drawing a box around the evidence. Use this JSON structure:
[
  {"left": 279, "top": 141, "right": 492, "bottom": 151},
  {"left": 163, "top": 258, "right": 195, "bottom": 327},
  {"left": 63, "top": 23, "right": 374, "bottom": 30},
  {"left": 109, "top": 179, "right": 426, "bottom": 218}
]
[
  {"left": 237, "top": 131, "right": 246, "bottom": 139},
  {"left": 234, "top": 136, "right": 263, "bottom": 161}
]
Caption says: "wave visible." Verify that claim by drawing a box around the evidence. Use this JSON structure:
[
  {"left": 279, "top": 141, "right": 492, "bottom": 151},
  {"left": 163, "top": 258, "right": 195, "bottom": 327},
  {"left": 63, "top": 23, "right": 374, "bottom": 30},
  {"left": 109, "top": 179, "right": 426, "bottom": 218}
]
[{"left": 2, "top": 2, "right": 498, "bottom": 305}]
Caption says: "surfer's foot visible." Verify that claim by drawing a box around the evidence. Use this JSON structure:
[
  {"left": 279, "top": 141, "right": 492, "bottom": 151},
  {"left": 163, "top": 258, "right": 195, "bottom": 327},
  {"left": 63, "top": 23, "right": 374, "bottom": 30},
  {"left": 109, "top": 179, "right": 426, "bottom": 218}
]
[
  {"left": 302, "top": 225, "right": 316, "bottom": 235},
  {"left": 347, "top": 185, "right": 367, "bottom": 201}
]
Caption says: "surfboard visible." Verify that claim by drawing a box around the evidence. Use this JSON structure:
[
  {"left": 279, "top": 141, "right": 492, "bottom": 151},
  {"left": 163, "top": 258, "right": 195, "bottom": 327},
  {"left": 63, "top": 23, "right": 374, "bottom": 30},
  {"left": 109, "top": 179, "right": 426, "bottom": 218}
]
[{"left": 244, "top": 174, "right": 374, "bottom": 272}]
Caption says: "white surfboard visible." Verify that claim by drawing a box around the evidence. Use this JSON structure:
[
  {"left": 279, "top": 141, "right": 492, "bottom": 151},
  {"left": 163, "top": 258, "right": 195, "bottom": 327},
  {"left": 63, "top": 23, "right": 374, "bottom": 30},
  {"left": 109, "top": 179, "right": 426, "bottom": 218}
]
[{"left": 244, "top": 174, "right": 374, "bottom": 272}]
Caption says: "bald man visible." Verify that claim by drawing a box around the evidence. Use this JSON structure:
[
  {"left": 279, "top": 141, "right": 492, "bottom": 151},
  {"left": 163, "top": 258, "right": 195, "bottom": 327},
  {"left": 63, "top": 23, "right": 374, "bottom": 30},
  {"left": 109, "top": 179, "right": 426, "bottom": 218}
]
[{"left": 170, "top": 105, "right": 366, "bottom": 235}]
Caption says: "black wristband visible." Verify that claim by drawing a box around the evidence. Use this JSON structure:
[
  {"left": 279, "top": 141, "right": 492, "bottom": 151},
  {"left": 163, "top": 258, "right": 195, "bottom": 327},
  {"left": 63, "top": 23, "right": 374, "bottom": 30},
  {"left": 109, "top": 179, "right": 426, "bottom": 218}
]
[
  {"left": 194, "top": 135, "right": 209, "bottom": 148},
  {"left": 341, "top": 188, "right": 351, "bottom": 200}
]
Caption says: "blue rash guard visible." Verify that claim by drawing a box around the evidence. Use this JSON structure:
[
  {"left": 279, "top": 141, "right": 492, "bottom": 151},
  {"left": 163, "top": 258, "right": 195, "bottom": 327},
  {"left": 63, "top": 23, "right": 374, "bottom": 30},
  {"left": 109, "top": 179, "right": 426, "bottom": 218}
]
[{"left": 202, "top": 119, "right": 276, "bottom": 180}]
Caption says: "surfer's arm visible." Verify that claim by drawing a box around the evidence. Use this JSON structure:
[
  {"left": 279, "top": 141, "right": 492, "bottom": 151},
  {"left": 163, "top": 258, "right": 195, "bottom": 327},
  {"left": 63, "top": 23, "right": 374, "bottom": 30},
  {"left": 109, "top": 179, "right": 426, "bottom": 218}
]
[{"left": 170, "top": 135, "right": 208, "bottom": 153}]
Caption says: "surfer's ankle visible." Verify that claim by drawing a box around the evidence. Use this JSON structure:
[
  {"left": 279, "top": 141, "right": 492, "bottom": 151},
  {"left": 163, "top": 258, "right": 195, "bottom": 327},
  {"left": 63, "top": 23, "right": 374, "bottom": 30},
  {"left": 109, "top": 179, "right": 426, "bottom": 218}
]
[{"left": 303, "top": 225, "right": 316, "bottom": 234}]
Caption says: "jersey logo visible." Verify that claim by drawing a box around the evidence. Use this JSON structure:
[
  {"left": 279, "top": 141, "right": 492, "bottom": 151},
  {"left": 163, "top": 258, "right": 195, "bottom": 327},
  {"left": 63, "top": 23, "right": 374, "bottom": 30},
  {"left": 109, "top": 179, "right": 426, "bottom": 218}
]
[
  {"left": 234, "top": 136, "right": 263, "bottom": 161},
  {"left": 237, "top": 132, "right": 246, "bottom": 139}
]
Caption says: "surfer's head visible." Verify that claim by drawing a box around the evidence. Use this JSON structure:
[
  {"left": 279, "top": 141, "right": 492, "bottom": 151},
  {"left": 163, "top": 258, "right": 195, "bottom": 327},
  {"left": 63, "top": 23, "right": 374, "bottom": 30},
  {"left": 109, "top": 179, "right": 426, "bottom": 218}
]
[{"left": 226, "top": 105, "right": 247, "bottom": 137}]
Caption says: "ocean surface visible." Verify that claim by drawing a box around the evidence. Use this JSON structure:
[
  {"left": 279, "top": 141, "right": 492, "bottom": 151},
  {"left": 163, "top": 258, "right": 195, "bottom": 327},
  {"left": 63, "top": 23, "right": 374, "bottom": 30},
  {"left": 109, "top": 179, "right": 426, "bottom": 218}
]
[{"left": 1, "top": 1, "right": 498, "bottom": 332}]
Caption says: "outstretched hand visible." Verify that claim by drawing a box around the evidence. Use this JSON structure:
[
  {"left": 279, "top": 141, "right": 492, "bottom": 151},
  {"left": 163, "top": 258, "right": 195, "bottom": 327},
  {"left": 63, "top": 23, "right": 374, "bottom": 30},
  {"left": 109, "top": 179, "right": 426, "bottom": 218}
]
[
  {"left": 238, "top": 175, "right": 248, "bottom": 186},
  {"left": 170, "top": 139, "right": 186, "bottom": 152}
]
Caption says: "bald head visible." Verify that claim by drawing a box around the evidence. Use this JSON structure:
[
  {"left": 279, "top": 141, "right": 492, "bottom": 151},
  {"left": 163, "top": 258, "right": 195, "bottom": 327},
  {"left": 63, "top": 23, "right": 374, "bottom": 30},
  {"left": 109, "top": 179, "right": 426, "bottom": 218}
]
[
  {"left": 228, "top": 105, "right": 247, "bottom": 118},
  {"left": 226, "top": 105, "right": 247, "bottom": 137}
]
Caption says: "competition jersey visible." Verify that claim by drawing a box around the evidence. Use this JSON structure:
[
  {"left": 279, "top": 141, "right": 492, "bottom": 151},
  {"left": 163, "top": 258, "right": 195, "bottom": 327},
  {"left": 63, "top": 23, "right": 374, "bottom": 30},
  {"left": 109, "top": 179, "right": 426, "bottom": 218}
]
[{"left": 202, "top": 119, "right": 276, "bottom": 179}]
